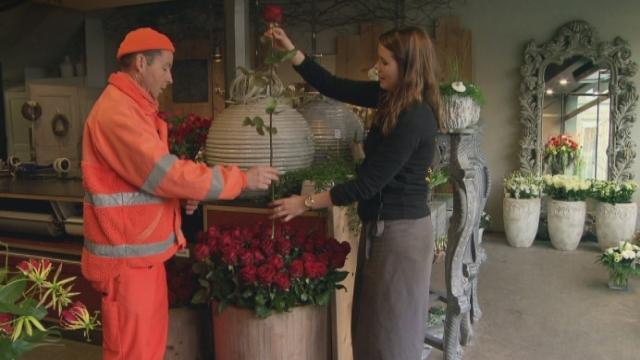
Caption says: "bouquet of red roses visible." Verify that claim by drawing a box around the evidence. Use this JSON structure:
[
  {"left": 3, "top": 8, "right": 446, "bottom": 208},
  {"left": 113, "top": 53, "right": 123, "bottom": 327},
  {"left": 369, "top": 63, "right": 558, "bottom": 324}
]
[
  {"left": 191, "top": 223, "right": 351, "bottom": 318},
  {"left": 160, "top": 112, "right": 213, "bottom": 160},
  {"left": 544, "top": 134, "right": 581, "bottom": 175}
]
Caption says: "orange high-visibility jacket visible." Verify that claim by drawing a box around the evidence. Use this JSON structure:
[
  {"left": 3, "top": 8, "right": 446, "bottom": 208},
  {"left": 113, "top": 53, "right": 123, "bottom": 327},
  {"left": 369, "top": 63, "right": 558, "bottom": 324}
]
[{"left": 81, "top": 72, "right": 246, "bottom": 282}]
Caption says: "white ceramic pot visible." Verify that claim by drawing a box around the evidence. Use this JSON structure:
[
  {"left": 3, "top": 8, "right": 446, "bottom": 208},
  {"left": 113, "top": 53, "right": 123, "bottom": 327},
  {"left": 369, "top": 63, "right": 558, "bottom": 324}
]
[
  {"left": 442, "top": 95, "right": 480, "bottom": 131},
  {"left": 595, "top": 202, "right": 638, "bottom": 250},
  {"left": 547, "top": 199, "right": 586, "bottom": 251},
  {"left": 503, "top": 197, "right": 541, "bottom": 248},
  {"left": 298, "top": 97, "right": 364, "bottom": 163}
]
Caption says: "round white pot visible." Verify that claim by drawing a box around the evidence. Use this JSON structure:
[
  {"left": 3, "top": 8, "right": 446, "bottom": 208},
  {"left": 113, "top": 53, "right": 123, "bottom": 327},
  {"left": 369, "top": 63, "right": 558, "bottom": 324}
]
[
  {"left": 595, "top": 202, "right": 638, "bottom": 251},
  {"left": 503, "top": 197, "right": 541, "bottom": 248},
  {"left": 547, "top": 199, "right": 586, "bottom": 251},
  {"left": 442, "top": 95, "right": 480, "bottom": 131}
]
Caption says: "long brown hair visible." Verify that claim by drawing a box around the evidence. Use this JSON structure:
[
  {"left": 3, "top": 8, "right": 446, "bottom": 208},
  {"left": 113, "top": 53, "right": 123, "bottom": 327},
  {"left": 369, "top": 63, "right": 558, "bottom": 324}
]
[{"left": 375, "top": 27, "right": 443, "bottom": 135}]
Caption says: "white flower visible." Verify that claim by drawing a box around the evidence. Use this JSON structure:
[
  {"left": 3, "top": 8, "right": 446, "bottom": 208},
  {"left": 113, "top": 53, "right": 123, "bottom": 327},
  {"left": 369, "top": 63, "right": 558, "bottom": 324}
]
[
  {"left": 613, "top": 253, "right": 622, "bottom": 263},
  {"left": 451, "top": 81, "right": 466, "bottom": 93},
  {"left": 622, "top": 242, "right": 634, "bottom": 252},
  {"left": 606, "top": 248, "right": 614, "bottom": 255},
  {"left": 621, "top": 250, "right": 636, "bottom": 260},
  {"left": 367, "top": 67, "right": 379, "bottom": 81}
]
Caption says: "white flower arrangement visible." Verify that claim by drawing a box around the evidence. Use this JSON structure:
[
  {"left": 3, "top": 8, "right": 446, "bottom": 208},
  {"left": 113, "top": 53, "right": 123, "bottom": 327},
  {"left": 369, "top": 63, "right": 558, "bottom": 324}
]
[
  {"left": 590, "top": 180, "right": 638, "bottom": 205},
  {"left": 599, "top": 240, "right": 640, "bottom": 288},
  {"left": 504, "top": 171, "right": 543, "bottom": 199},
  {"left": 542, "top": 174, "right": 591, "bottom": 201}
]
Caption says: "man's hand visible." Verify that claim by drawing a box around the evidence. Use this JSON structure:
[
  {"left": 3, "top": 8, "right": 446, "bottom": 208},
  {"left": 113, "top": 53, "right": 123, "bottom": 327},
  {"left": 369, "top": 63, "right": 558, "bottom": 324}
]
[
  {"left": 182, "top": 199, "right": 199, "bottom": 215},
  {"left": 246, "top": 165, "right": 280, "bottom": 190}
]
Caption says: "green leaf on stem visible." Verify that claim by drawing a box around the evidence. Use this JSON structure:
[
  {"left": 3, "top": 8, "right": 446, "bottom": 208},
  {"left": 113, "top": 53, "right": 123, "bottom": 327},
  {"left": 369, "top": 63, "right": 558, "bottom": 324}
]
[{"left": 265, "top": 97, "right": 277, "bottom": 114}]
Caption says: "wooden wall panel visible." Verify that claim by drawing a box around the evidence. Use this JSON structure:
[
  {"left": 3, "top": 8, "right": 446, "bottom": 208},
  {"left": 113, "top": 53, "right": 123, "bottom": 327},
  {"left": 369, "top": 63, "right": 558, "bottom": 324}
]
[{"left": 435, "top": 16, "right": 473, "bottom": 83}]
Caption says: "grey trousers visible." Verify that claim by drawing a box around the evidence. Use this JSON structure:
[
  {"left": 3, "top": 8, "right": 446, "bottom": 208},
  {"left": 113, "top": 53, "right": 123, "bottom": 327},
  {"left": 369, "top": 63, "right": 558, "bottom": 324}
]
[{"left": 352, "top": 216, "right": 434, "bottom": 360}]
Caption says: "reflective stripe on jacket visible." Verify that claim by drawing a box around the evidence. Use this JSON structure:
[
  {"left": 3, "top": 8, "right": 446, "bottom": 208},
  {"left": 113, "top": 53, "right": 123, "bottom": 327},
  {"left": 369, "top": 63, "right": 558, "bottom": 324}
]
[{"left": 81, "top": 72, "right": 247, "bottom": 281}]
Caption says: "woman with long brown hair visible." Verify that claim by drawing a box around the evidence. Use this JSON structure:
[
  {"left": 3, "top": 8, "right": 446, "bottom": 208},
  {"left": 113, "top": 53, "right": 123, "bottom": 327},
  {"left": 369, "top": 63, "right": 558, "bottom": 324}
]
[{"left": 268, "top": 26, "right": 441, "bottom": 360}]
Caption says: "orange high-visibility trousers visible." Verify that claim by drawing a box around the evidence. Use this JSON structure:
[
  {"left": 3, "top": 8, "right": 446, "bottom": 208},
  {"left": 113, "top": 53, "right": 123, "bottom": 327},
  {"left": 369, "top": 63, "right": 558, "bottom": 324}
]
[{"left": 92, "top": 263, "right": 168, "bottom": 360}]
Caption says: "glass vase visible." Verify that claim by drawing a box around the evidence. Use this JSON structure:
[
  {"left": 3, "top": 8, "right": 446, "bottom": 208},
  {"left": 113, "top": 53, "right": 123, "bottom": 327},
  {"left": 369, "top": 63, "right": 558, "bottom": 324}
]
[{"left": 607, "top": 270, "right": 629, "bottom": 291}]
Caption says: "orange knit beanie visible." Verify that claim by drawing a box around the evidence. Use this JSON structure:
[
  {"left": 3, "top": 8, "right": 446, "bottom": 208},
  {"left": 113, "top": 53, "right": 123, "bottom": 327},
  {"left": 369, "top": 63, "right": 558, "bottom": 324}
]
[{"left": 116, "top": 27, "right": 175, "bottom": 60}]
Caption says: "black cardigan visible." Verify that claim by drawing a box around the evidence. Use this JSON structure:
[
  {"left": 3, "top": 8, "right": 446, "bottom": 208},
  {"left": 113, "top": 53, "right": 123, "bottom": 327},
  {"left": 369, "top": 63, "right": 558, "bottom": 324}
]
[{"left": 293, "top": 57, "right": 437, "bottom": 222}]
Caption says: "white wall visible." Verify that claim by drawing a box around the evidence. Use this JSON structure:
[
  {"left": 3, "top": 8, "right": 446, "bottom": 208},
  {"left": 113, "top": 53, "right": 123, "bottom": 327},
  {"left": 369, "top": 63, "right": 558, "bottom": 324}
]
[{"left": 451, "top": 0, "right": 640, "bottom": 231}]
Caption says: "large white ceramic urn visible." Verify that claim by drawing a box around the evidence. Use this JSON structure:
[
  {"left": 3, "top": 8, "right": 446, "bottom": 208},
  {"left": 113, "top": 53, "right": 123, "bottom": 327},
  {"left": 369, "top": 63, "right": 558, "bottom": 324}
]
[
  {"left": 595, "top": 202, "right": 638, "bottom": 250},
  {"left": 298, "top": 96, "right": 364, "bottom": 163},
  {"left": 547, "top": 199, "right": 586, "bottom": 251},
  {"left": 205, "top": 98, "right": 314, "bottom": 173},
  {"left": 503, "top": 197, "right": 541, "bottom": 248}
]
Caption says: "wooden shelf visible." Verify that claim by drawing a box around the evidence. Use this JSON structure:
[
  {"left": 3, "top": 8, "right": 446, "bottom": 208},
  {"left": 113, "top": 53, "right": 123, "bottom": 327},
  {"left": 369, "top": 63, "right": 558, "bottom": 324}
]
[{"left": 0, "top": 234, "right": 83, "bottom": 257}]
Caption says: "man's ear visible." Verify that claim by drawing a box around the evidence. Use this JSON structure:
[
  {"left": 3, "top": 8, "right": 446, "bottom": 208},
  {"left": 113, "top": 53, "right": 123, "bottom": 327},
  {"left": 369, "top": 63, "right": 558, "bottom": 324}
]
[{"left": 133, "top": 53, "right": 146, "bottom": 72}]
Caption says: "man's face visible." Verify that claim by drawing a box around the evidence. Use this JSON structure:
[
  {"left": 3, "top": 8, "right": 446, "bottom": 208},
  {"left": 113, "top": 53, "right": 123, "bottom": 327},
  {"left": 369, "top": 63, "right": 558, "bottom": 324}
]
[{"left": 140, "top": 50, "right": 174, "bottom": 99}]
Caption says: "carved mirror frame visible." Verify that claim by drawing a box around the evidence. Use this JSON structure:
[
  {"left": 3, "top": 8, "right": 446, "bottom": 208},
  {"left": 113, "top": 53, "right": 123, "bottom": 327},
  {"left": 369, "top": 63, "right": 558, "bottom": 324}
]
[{"left": 518, "top": 20, "right": 638, "bottom": 180}]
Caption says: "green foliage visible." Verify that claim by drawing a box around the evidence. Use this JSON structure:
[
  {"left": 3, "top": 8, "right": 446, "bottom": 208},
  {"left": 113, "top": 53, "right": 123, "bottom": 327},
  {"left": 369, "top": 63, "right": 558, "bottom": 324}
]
[
  {"left": 273, "top": 158, "right": 357, "bottom": 199},
  {"left": 425, "top": 167, "right": 449, "bottom": 189},
  {"left": 243, "top": 116, "right": 277, "bottom": 136},
  {"left": 440, "top": 82, "right": 485, "bottom": 107}
]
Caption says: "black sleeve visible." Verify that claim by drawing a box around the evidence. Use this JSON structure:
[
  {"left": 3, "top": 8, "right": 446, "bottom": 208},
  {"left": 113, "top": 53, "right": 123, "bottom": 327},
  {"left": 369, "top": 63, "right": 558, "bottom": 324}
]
[
  {"left": 329, "top": 106, "right": 432, "bottom": 205},
  {"left": 293, "top": 56, "right": 380, "bottom": 109}
]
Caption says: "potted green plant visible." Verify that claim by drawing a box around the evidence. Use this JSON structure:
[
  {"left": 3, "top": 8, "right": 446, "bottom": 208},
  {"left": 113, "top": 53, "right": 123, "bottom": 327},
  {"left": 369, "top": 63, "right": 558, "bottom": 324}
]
[
  {"left": 543, "top": 175, "right": 591, "bottom": 251},
  {"left": 439, "top": 80, "right": 484, "bottom": 131},
  {"left": 597, "top": 240, "right": 640, "bottom": 290},
  {"left": 591, "top": 180, "right": 638, "bottom": 250},
  {"left": 503, "top": 171, "right": 543, "bottom": 248}
]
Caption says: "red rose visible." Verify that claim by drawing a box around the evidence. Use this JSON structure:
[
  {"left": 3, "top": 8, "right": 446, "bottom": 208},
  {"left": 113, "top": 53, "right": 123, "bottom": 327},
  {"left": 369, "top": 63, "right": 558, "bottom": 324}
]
[
  {"left": 289, "top": 259, "right": 304, "bottom": 278},
  {"left": 268, "top": 255, "right": 285, "bottom": 270},
  {"left": 276, "top": 239, "right": 291, "bottom": 255},
  {"left": 317, "top": 252, "right": 330, "bottom": 266},
  {"left": 301, "top": 252, "right": 316, "bottom": 263},
  {"left": 240, "top": 265, "right": 257, "bottom": 284},
  {"left": 252, "top": 249, "right": 266, "bottom": 265},
  {"left": 194, "top": 243, "right": 210, "bottom": 261},
  {"left": 207, "top": 226, "right": 219, "bottom": 239},
  {"left": 274, "top": 272, "right": 291, "bottom": 290},
  {"left": 304, "top": 261, "right": 327, "bottom": 279},
  {"left": 239, "top": 249, "right": 254, "bottom": 266},
  {"left": 261, "top": 239, "right": 275, "bottom": 257},
  {"left": 262, "top": 4, "right": 283, "bottom": 23},
  {"left": 303, "top": 241, "right": 315, "bottom": 252},
  {"left": 257, "top": 264, "right": 276, "bottom": 284},
  {"left": 221, "top": 243, "right": 240, "bottom": 265}
]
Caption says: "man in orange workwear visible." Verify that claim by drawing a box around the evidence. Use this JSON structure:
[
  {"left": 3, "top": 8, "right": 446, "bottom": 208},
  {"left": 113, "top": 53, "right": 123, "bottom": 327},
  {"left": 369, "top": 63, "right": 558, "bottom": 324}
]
[{"left": 81, "top": 27, "right": 279, "bottom": 359}]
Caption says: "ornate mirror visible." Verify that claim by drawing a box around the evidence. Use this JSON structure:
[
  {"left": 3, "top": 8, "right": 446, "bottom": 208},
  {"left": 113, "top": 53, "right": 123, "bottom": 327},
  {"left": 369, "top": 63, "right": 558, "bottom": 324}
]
[{"left": 518, "top": 20, "right": 638, "bottom": 180}]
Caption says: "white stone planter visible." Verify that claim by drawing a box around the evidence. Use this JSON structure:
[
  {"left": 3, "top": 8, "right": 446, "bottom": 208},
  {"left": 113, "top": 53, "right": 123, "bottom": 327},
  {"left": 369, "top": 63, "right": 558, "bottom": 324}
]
[
  {"left": 442, "top": 95, "right": 480, "bottom": 131},
  {"left": 547, "top": 199, "right": 586, "bottom": 251},
  {"left": 503, "top": 197, "right": 541, "bottom": 248},
  {"left": 595, "top": 202, "right": 638, "bottom": 250}
]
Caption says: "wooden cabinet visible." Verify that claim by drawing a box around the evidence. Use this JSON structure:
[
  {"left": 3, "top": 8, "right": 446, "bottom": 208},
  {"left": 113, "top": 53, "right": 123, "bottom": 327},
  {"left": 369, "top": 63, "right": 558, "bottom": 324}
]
[{"left": 26, "top": 78, "right": 100, "bottom": 175}]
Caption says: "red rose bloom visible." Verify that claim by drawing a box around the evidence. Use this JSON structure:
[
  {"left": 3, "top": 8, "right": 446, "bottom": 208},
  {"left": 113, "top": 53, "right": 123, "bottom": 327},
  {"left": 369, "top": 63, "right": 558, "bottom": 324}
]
[
  {"left": 274, "top": 272, "right": 291, "bottom": 290},
  {"left": 194, "top": 243, "right": 210, "bottom": 262},
  {"left": 257, "top": 264, "right": 276, "bottom": 284},
  {"left": 252, "top": 248, "right": 266, "bottom": 265},
  {"left": 268, "top": 255, "right": 285, "bottom": 270},
  {"left": 239, "top": 249, "right": 254, "bottom": 266},
  {"left": 240, "top": 265, "right": 257, "bottom": 284},
  {"left": 262, "top": 4, "right": 283, "bottom": 23},
  {"left": 289, "top": 259, "right": 304, "bottom": 278},
  {"left": 304, "top": 261, "right": 327, "bottom": 279},
  {"left": 276, "top": 239, "right": 292, "bottom": 255}
]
